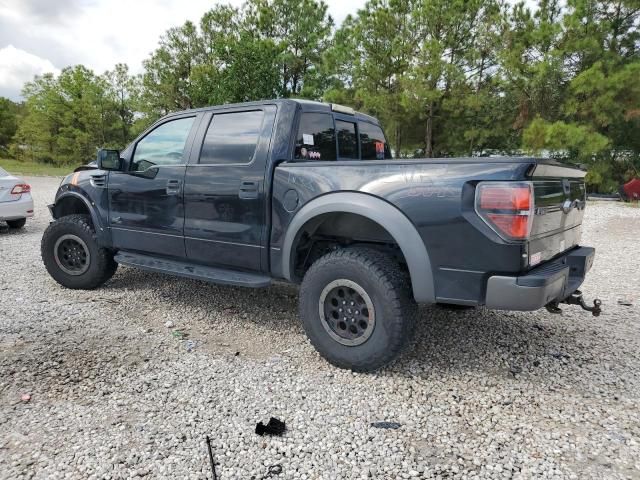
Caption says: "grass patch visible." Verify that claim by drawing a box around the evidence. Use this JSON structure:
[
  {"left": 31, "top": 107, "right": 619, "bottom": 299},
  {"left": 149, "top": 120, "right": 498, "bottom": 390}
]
[{"left": 0, "top": 158, "right": 77, "bottom": 177}]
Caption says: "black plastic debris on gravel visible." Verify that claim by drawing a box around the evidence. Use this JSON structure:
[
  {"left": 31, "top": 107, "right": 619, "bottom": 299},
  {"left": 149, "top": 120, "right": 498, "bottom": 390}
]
[
  {"left": 255, "top": 417, "right": 286, "bottom": 436},
  {"left": 370, "top": 421, "right": 402, "bottom": 430}
]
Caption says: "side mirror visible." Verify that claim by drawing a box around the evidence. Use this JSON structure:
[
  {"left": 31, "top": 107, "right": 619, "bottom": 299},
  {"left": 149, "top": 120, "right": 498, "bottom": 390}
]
[{"left": 97, "top": 149, "right": 122, "bottom": 171}]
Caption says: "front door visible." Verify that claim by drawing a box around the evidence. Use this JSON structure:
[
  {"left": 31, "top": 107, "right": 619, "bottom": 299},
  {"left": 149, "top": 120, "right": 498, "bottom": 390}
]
[
  {"left": 183, "top": 106, "right": 276, "bottom": 271},
  {"left": 108, "top": 115, "right": 199, "bottom": 258}
]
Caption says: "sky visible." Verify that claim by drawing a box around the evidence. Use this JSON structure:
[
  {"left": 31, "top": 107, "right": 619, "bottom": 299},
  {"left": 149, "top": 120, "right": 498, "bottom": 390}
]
[{"left": 0, "top": 0, "right": 368, "bottom": 101}]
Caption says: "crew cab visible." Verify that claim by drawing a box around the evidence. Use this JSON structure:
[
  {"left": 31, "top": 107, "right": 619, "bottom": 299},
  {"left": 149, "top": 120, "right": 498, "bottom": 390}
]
[{"left": 41, "top": 99, "right": 599, "bottom": 371}]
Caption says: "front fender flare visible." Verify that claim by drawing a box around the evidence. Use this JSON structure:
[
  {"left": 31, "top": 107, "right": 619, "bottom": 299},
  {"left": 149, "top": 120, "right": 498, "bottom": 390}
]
[
  {"left": 281, "top": 192, "right": 435, "bottom": 303},
  {"left": 51, "top": 191, "right": 110, "bottom": 245}
]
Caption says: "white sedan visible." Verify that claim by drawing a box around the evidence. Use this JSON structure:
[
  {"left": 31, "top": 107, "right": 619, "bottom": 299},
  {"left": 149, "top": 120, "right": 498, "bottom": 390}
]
[{"left": 0, "top": 166, "right": 33, "bottom": 229}]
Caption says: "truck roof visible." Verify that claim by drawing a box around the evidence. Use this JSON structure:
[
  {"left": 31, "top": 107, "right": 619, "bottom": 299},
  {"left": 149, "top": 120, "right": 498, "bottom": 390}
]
[{"left": 164, "top": 98, "right": 381, "bottom": 125}]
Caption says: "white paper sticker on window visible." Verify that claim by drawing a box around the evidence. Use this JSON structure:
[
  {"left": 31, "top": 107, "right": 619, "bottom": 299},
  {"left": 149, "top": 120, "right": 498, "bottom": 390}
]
[{"left": 302, "top": 134, "right": 314, "bottom": 146}]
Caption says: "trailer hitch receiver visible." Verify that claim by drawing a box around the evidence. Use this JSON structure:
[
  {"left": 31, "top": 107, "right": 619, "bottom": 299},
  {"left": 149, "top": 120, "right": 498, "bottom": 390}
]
[{"left": 546, "top": 290, "right": 602, "bottom": 317}]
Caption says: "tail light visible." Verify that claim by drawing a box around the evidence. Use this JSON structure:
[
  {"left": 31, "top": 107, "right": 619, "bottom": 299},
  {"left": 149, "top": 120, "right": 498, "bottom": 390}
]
[
  {"left": 11, "top": 184, "right": 31, "bottom": 195},
  {"left": 475, "top": 182, "right": 534, "bottom": 240}
]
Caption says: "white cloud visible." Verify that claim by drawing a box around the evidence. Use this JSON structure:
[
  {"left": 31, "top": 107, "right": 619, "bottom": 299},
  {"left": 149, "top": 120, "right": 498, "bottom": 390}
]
[
  {"left": 0, "top": 0, "right": 367, "bottom": 100},
  {"left": 0, "top": 45, "right": 60, "bottom": 99}
]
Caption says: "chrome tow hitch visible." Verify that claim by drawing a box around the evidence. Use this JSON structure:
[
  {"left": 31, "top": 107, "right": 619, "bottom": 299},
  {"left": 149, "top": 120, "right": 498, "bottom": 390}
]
[{"left": 546, "top": 290, "right": 602, "bottom": 317}]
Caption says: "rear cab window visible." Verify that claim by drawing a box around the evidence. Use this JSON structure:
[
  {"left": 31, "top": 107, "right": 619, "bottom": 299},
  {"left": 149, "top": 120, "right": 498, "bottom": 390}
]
[
  {"left": 360, "top": 122, "right": 392, "bottom": 160},
  {"left": 336, "top": 120, "right": 358, "bottom": 159},
  {"left": 295, "top": 113, "right": 336, "bottom": 161},
  {"left": 294, "top": 111, "right": 392, "bottom": 161}
]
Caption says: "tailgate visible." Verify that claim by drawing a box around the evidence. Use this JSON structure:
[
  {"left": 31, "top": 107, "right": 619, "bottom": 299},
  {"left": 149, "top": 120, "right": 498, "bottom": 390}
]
[{"left": 528, "top": 163, "right": 587, "bottom": 267}]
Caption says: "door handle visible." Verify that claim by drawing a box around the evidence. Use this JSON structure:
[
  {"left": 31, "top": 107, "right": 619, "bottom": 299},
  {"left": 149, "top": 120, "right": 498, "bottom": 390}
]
[
  {"left": 239, "top": 180, "right": 259, "bottom": 200},
  {"left": 166, "top": 179, "right": 181, "bottom": 195}
]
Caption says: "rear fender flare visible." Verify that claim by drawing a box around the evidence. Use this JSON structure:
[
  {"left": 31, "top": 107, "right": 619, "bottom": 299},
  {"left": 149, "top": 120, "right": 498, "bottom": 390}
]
[{"left": 281, "top": 192, "right": 435, "bottom": 303}]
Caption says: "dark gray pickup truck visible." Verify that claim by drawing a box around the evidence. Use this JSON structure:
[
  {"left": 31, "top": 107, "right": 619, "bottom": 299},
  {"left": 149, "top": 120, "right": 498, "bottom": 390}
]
[{"left": 41, "top": 99, "right": 600, "bottom": 371}]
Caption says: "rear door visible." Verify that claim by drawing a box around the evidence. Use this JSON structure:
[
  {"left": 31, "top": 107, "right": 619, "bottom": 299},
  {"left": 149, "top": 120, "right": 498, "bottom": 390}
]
[
  {"left": 183, "top": 105, "right": 276, "bottom": 271},
  {"left": 528, "top": 163, "right": 587, "bottom": 267}
]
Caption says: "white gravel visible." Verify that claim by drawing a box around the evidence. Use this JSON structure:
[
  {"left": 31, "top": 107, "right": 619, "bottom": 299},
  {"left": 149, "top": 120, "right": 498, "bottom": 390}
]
[{"left": 1, "top": 176, "right": 639, "bottom": 480}]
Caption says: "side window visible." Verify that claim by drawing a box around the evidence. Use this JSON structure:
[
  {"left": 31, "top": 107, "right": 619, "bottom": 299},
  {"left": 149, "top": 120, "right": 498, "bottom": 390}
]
[
  {"left": 336, "top": 120, "right": 358, "bottom": 159},
  {"left": 360, "top": 122, "right": 392, "bottom": 160},
  {"left": 131, "top": 117, "right": 195, "bottom": 172},
  {"left": 295, "top": 113, "right": 336, "bottom": 161},
  {"left": 200, "top": 110, "right": 264, "bottom": 165}
]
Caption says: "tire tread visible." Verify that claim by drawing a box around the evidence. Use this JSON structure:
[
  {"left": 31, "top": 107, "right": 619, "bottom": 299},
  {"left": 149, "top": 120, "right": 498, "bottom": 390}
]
[
  {"left": 300, "top": 247, "right": 416, "bottom": 372},
  {"left": 41, "top": 214, "right": 117, "bottom": 289}
]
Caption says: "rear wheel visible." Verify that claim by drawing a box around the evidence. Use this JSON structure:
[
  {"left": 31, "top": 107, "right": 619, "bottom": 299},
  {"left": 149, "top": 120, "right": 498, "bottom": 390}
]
[
  {"left": 41, "top": 214, "right": 117, "bottom": 289},
  {"left": 6, "top": 218, "right": 26, "bottom": 229},
  {"left": 299, "top": 247, "right": 417, "bottom": 372}
]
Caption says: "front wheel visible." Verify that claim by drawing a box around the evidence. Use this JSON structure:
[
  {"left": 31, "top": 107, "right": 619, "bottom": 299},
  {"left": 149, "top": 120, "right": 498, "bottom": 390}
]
[
  {"left": 299, "top": 247, "right": 417, "bottom": 372},
  {"left": 41, "top": 214, "right": 117, "bottom": 289}
]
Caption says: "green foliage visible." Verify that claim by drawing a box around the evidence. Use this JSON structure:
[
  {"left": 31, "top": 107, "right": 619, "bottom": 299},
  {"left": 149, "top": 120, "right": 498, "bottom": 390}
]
[
  {"left": 523, "top": 117, "right": 610, "bottom": 159},
  {"left": 0, "top": 158, "right": 74, "bottom": 176},
  {"left": 247, "top": 0, "right": 334, "bottom": 98},
  {"left": 13, "top": 65, "right": 140, "bottom": 166},
  {"left": 6, "top": 0, "right": 640, "bottom": 191},
  {"left": 0, "top": 97, "right": 22, "bottom": 154}
]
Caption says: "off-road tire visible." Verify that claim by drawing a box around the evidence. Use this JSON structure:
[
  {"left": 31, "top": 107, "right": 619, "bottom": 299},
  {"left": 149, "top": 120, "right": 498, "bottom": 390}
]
[
  {"left": 41, "top": 214, "right": 117, "bottom": 289},
  {"left": 299, "top": 247, "right": 417, "bottom": 372},
  {"left": 6, "top": 218, "right": 26, "bottom": 229}
]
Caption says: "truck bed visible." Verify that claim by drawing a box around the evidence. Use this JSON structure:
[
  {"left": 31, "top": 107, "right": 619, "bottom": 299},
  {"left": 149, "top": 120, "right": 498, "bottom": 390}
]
[{"left": 271, "top": 156, "right": 586, "bottom": 306}]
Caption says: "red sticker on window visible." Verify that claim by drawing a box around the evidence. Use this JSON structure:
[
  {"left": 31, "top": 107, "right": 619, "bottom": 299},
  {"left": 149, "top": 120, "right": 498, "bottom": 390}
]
[{"left": 375, "top": 141, "right": 385, "bottom": 159}]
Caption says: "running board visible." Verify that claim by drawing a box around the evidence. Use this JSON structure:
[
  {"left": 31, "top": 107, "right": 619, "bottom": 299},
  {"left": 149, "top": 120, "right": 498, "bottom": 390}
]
[{"left": 114, "top": 252, "right": 272, "bottom": 288}]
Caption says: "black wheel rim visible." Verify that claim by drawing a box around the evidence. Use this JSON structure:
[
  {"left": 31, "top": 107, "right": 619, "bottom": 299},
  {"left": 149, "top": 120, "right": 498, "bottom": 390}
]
[
  {"left": 318, "top": 279, "right": 375, "bottom": 346},
  {"left": 54, "top": 234, "right": 90, "bottom": 276}
]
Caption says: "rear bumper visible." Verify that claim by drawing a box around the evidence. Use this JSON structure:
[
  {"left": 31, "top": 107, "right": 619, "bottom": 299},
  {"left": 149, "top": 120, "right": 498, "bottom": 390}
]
[
  {"left": 485, "top": 246, "right": 595, "bottom": 311},
  {"left": 0, "top": 195, "right": 34, "bottom": 221}
]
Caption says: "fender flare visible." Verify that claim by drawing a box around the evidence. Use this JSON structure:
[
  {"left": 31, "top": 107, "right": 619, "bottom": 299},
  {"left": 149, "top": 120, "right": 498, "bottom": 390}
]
[
  {"left": 281, "top": 192, "right": 435, "bottom": 303},
  {"left": 52, "top": 192, "right": 109, "bottom": 245}
]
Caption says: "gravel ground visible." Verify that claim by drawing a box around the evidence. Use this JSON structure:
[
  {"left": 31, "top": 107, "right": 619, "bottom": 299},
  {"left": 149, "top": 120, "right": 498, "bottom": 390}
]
[{"left": 1, "top": 176, "right": 639, "bottom": 480}]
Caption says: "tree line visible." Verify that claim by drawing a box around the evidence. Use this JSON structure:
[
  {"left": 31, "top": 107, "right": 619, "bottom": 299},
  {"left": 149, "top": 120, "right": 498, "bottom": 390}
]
[{"left": 0, "top": 0, "right": 638, "bottom": 192}]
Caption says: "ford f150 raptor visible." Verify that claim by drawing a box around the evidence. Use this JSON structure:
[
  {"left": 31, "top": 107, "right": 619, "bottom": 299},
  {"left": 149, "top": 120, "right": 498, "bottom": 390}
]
[{"left": 41, "top": 99, "right": 600, "bottom": 371}]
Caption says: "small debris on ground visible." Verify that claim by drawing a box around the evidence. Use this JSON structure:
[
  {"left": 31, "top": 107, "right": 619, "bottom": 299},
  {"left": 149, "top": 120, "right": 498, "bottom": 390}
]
[
  {"left": 20, "top": 393, "right": 31, "bottom": 403},
  {"left": 618, "top": 298, "right": 633, "bottom": 306},
  {"left": 267, "top": 464, "right": 282, "bottom": 476},
  {"left": 172, "top": 330, "right": 187, "bottom": 340},
  {"left": 185, "top": 340, "right": 196, "bottom": 352},
  {"left": 165, "top": 320, "right": 174, "bottom": 328},
  {"left": 371, "top": 421, "right": 402, "bottom": 430},
  {"left": 509, "top": 364, "right": 523, "bottom": 376},
  {"left": 255, "top": 417, "right": 286, "bottom": 436},
  {"left": 205, "top": 435, "right": 218, "bottom": 480}
]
